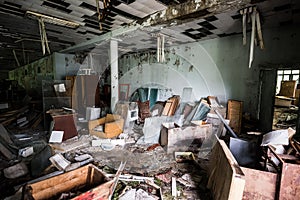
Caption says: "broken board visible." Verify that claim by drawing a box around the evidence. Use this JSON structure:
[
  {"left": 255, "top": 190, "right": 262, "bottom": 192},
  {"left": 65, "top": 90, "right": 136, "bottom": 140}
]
[{"left": 208, "top": 137, "right": 245, "bottom": 200}]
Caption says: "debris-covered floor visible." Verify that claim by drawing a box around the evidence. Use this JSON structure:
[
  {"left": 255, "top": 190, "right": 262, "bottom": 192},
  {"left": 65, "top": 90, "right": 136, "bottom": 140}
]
[
  {"left": 1, "top": 123, "right": 212, "bottom": 200},
  {"left": 1, "top": 95, "right": 300, "bottom": 200}
]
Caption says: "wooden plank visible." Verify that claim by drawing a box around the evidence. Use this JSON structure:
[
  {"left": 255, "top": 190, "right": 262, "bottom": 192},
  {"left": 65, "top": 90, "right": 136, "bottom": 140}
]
[
  {"left": 279, "top": 80, "right": 296, "bottom": 98},
  {"left": 241, "top": 167, "right": 277, "bottom": 200},
  {"left": 29, "top": 164, "right": 108, "bottom": 200},
  {"left": 279, "top": 162, "right": 300, "bottom": 199},
  {"left": 227, "top": 100, "right": 243, "bottom": 134},
  {"left": 30, "top": 165, "right": 89, "bottom": 199},
  {"left": 208, "top": 137, "right": 245, "bottom": 200}
]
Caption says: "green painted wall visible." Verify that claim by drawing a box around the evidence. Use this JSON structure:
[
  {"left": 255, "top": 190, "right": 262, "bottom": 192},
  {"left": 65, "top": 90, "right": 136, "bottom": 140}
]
[
  {"left": 200, "top": 25, "right": 300, "bottom": 118},
  {"left": 9, "top": 52, "right": 83, "bottom": 97},
  {"left": 118, "top": 25, "right": 300, "bottom": 119}
]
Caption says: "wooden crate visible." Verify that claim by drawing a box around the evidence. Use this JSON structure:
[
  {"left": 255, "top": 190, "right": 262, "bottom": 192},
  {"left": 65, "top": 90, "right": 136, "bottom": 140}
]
[
  {"left": 160, "top": 123, "right": 212, "bottom": 154},
  {"left": 26, "top": 164, "right": 109, "bottom": 200},
  {"left": 227, "top": 100, "right": 243, "bottom": 134}
]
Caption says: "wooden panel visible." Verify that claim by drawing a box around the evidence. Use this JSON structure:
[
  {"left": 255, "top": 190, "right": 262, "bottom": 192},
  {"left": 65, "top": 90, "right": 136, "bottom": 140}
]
[
  {"left": 208, "top": 137, "right": 245, "bottom": 200},
  {"left": 162, "top": 96, "right": 180, "bottom": 116},
  {"left": 279, "top": 162, "right": 300, "bottom": 200},
  {"left": 52, "top": 113, "right": 78, "bottom": 141},
  {"left": 241, "top": 167, "right": 277, "bottom": 200},
  {"left": 227, "top": 100, "right": 243, "bottom": 134},
  {"left": 279, "top": 80, "right": 296, "bottom": 98}
]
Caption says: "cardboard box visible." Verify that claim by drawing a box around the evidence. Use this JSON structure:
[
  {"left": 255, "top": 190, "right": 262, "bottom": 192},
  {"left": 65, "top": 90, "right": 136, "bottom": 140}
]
[{"left": 89, "top": 114, "right": 124, "bottom": 138}]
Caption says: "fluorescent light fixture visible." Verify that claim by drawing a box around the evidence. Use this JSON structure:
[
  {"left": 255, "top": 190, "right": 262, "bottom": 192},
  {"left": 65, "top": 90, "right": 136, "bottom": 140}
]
[{"left": 26, "top": 11, "right": 80, "bottom": 28}]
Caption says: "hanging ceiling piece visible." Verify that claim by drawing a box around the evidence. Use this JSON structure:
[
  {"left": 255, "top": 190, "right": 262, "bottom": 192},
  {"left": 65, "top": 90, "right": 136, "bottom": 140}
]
[
  {"left": 25, "top": 11, "right": 80, "bottom": 29},
  {"left": 96, "top": 0, "right": 112, "bottom": 31},
  {"left": 239, "top": 6, "right": 264, "bottom": 69}
]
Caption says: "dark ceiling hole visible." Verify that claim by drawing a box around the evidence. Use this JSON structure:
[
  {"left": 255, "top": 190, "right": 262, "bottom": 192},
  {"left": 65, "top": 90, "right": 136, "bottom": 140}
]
[
  {"left": 77, "top": 31, "right": 87, "bottom": 35},
  {"left": 80, "top": 2, "right": 96, "bottom": 11},
  {"left": 42, "top": 1, "right": 72, "bottom": 13},
  {"left": 46, "top": 29, "right": 63, "bottom": 34},
  {"left": 86, "top": 30, "right": 101, "bottom": 35},
  {"left": 198, "top": 21, "right": 217, "bottom": 30},
  {"left": 218, "top": 32, "right": 239, "bottom": 37},
  {"left": 4, "top": 1, "right": 22, "bottom": 9},
  {"left": 46, "top": 0, "right": 70, "bottom": 7},
  {"left": 204, "top": 15, "right": 218, "bottom": 22},
  {"left": 0, "top": 4, "right": 24, "bottom": 14},
  {"left": 0, "top": 7, "right": 24, "bottom": 16},
  {"left": 273, "top": 4, "right": 292, "bottom": 12},
  {"left": 110, "top": 7, "right": 141, "bottom": 20},
  {"left": 197, "top": 28, "right": 213, "bottom": 35},
  {"left": 185, "top": 28, "right": 195, "bottom": 32},
  {"left": 231, "top": 14, "right": 242, "bottom": 20},
  {"left": 119, "top": 0, "right": 136, "bottom": 4}
]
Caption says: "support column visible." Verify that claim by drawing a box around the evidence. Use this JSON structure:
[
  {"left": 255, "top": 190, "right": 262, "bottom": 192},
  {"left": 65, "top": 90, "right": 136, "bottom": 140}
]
[{"left": 110, "top": 39, "right": 118, "bottom": 112}]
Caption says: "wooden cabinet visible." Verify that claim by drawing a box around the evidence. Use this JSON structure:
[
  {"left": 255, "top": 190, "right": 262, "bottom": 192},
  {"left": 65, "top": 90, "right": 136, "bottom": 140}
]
[
  {"left": 67, "top": 75, "right": 100, "bottom": 117},
  {"left": 227, "top": 100, "right": 243, "bottom": 134}
]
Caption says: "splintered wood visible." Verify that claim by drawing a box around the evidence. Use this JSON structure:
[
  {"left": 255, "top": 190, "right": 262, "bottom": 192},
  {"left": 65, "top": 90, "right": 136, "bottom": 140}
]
[{"left": 208, "top": 137, "right": 245, "bottom": 200}]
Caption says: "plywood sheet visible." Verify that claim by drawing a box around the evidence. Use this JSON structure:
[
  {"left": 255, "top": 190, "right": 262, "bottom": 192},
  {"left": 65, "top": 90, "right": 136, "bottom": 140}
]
[
  {"left": 208, "top": 137, "right": 245, "bottom": 200},
  {"left": 241, "top": 167, "right": 277, "bottom": 200}
]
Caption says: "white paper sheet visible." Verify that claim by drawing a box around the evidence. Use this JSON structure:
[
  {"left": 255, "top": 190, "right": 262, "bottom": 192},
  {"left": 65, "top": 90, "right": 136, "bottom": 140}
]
[
  {"left": 261, "top": 129, "right": 289, "bottom": 146},
  {"left": 49, "top": 131, "right": 64, "bottom": 143}
]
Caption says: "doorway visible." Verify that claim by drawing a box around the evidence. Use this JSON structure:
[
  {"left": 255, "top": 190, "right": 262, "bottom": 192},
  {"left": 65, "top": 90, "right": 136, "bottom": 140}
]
[{"left": 272, "top": 69, "right": 300, "bottom": 130}]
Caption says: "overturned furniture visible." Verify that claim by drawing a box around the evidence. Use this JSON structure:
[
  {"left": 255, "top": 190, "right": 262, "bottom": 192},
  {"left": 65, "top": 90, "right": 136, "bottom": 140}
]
[
  {"left": 89, "top": 114, "right": 124, "bottom": 138},
  {"left": 24, "top": 164, "right": 110, "bottom": 199}
]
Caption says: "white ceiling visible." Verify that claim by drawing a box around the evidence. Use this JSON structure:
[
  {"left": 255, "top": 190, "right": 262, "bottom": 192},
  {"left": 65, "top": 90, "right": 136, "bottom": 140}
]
[{"left": 0, "top": 0, "right": 299, "bottom": 70}]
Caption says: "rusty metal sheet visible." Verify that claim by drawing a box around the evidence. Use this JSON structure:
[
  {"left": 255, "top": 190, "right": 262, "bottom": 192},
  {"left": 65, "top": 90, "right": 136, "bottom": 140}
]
[
  {"left": 241, "top": 167, "right": 277, "bottom": 200},
  {"left": 279, "top": 162, "right": 300, "bottom": 200}
]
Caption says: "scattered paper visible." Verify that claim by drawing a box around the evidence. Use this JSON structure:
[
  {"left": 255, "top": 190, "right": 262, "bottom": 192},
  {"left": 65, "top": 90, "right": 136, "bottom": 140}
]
[
  {"left": 49, "top": 131, "right": 64, "bottom": 143},
  {"left": 261, "top": 129, "right": 289, "bottom": 146},
  {"left": 54, "top": 83, "right": 66, "bottom": 92},
  {"left": 49, "top": 154, "right": 70, "bottom": 171}
]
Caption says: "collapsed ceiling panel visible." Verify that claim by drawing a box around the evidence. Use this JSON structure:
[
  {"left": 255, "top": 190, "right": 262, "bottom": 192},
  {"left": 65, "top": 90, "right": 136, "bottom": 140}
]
[{"left": 0, "top": 0, "right": 299, "bottom": 71}]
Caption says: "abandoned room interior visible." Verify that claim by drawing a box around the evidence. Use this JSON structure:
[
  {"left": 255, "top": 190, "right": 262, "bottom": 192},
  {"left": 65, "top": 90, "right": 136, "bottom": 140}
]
[{"left": 0, "top": 0, "right": 300, "bottom": 199}]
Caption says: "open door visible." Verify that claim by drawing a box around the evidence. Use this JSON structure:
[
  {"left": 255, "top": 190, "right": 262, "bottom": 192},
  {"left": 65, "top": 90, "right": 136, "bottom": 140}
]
[{"left": 258, "top": 68, "right": 277, "bottom": 132}]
